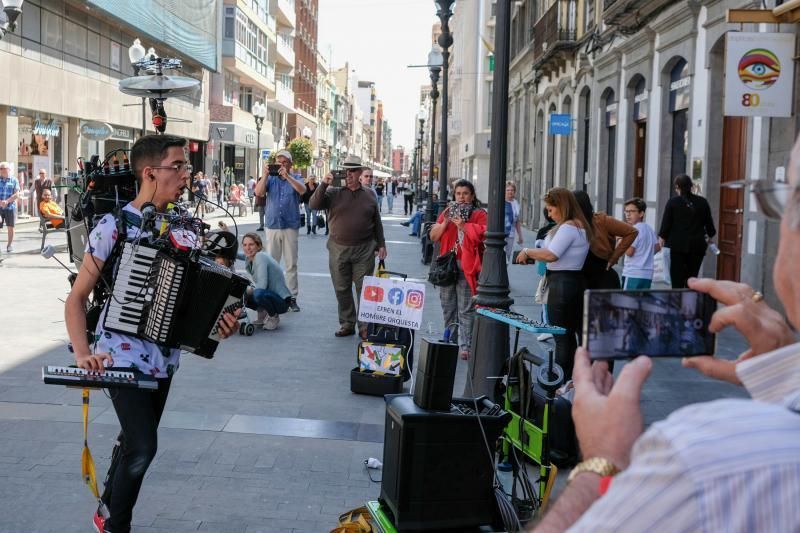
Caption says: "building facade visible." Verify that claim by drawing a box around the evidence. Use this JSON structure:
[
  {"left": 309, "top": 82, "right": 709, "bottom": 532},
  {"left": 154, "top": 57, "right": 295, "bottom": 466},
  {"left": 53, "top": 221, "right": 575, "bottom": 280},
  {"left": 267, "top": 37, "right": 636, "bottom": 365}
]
[
  {"left": 0, "top": 0, "right": 215, "bottom": 196},
  {"left": 503, "top": 0, "right": 798, "bottom": 305},
  {"left": 287, "top": 0, "right": 318, "bottom": 168},
  {"left": 212, "top": 0, "right": 277, "bottom": 185}
]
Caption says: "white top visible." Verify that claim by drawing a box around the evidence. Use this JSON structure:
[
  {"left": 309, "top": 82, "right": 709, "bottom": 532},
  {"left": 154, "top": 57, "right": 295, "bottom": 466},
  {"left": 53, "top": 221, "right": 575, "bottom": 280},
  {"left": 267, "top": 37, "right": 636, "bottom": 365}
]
[
  {"left": 510, "top": 199, "right": 520, "bottom": 224},
  {"left": 544, "top": 223, "right": 589, "bottom": 271},
  {"left": 569, "top": 342, "right": 800, "bottom": 533},
  {"left": 87, "top": 203, "right": 181, "bottom": 378},
  {"left": 622, "top": 221, "right": 657, "bottom": 280}
]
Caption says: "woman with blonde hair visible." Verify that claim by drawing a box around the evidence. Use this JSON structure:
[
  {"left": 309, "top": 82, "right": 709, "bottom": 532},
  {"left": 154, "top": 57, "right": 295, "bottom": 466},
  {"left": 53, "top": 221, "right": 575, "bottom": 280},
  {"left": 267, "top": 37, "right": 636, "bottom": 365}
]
[
  {"left": 241, "top": 232, "right": 292, "bottom": 330},
  {"left": 516, "top": 188, "right": 591, "bottom": 379}
]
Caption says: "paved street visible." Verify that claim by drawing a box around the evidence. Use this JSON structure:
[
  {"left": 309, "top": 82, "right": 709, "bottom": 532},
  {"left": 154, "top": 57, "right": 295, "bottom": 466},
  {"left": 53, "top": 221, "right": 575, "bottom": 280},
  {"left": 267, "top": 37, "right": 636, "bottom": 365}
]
[{"left": 0, "top": 203, "right": 747, "bottom": 532}]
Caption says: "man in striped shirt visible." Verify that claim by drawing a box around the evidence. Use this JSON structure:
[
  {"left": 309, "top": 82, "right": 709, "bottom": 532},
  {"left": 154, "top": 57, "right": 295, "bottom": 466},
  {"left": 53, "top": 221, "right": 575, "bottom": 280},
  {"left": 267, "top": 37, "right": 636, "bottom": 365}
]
[{"left": 533, "top": 135, "right": 800, "bottom": 532}]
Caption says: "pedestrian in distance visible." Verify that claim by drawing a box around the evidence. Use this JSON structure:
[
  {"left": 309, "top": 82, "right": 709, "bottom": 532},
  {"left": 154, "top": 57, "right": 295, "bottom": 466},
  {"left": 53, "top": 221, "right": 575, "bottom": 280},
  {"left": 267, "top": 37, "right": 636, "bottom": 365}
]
[
  {"left": 403, "top": 180, "right": 416, "bottom": 215},
  {"left": 386, "top": 177, "right": 397, "bottom": 213},
  {"left": 531, "top": 132, "right": 800, "bottom": 533},
  {"left": 63, "top": 135, "right": 240, "bottom": 533},
  {"left": 0, "top": 161, "right": 20, "bottom": 253},
  {"left": 573, "top": 190, "right": 638, "bottom": 291},
  {"left": 254, "top": 149, "right": 305, "bottom": 312},
  {"left": 504, "top": 181, "right": 524, "bottom": 264},
  {"left": 430, "top": 179, "right": 487, "bottom": 361},
  {"left": 516, "top": 188, "right": 592, "bottom": 380},
  {"left": 622, "top": 197, "right": 660, "bottom": 289},
  {"left": 310, "top": 155, "right": 387, "bottom": 338},
  {"left": 302, "top": 175, "right": 320, "bottom": 235},
  {"left": 375, "top": 178, "right": 385, "bottom": 213},
  {"left": 658, "top": 174, "right": 717, "bottom": 288},
  {"left": 241, "top": 232, "right": 292, "bottom": 330},
  {"left": 32, "top": 168, "right": 54, "bottom": 215}
]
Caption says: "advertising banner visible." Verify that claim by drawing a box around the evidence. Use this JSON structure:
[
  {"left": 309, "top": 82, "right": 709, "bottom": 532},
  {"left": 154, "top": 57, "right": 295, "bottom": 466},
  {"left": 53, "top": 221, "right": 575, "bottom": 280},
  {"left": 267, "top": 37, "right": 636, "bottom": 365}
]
[
  {"left": 358, "top": 276, "right": 426, "bottom": 330},
  {"left": 725, "top": 32, "right": 795, "bottom": 117}
]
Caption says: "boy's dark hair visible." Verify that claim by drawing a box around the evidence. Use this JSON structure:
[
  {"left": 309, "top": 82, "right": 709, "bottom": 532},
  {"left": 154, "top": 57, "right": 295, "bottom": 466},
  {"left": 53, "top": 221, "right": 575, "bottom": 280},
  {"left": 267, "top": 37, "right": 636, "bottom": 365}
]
[
  {"left": 624, "top": 197, "right": 647, "bottom": 212},
  {"left": 130, "top": 134, "right": 187, "bottom": 182}
]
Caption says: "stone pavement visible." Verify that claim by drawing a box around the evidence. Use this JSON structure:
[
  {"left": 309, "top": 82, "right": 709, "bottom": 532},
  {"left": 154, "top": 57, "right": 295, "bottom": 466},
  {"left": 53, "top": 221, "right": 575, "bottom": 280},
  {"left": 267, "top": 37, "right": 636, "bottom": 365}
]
[{"left": 0, "top": 200, "right": 747, "bottom": 532}]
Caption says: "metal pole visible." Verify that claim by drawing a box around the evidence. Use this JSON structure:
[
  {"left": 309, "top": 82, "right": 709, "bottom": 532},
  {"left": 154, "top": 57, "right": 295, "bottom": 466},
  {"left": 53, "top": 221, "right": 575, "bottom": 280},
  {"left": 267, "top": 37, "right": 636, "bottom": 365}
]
[
  {"left": 437, "top": 2, "right": 453, "bottom": 213},
  {"left": 417, "top": 118, "right": 425, "bottom": 210},
  {"left": 425, "top": 69, "right": 440, "bottom": 224},
  {"left": 465, "top": 0, "right": 513, "bottom": 402},
  {"left": 141, "top": 98, "right": 146, "bottom": 137}
]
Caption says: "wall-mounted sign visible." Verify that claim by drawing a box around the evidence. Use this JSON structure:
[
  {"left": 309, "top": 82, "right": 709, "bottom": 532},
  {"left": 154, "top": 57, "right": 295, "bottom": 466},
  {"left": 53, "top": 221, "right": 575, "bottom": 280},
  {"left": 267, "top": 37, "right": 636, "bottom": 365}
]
[
  {"left": 80, "top": 121, "right": 114, "bottom": 141},
  {"left": 549, "top": 114, "right": 572, "bottom": 136},
  {"left": 724, "top": 32, "right": 795, "bottom": 117},
  {"left": 113, "top": 127, "right": 132, "bottom": 140},
  {"left": 33, "top": 119, "right": 60, "bottom": 137}
]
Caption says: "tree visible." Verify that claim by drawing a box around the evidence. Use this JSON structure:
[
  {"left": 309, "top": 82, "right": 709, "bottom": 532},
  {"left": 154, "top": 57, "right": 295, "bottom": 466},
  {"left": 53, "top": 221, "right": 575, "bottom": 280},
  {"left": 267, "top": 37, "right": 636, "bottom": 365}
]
[{"left": 286, "top": 137, "right": 314, "bottom": 169}]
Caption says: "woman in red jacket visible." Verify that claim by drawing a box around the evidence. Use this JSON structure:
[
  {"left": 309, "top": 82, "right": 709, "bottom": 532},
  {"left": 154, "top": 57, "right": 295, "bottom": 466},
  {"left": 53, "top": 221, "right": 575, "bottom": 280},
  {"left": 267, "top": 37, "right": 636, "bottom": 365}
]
[{"left": 430, "top": 179, "right": 487, "bottom": 360}]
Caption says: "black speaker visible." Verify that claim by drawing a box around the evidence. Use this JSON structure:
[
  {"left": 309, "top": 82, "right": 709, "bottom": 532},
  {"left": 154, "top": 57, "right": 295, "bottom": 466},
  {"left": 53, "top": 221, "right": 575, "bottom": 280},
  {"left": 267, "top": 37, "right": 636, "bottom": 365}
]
[
  {"left": 380, "top": 394, "right": 511, "bottom": 531},
  {"left": 413, "top": 337, "right": 458, "bottom": 411}
]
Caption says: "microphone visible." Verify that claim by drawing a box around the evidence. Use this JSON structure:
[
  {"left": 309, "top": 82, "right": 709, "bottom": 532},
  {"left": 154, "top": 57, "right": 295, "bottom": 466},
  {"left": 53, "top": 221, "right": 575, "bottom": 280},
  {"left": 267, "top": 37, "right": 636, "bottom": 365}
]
[{"left": 41, "top": 244, "right": 77, "bottom": 275}]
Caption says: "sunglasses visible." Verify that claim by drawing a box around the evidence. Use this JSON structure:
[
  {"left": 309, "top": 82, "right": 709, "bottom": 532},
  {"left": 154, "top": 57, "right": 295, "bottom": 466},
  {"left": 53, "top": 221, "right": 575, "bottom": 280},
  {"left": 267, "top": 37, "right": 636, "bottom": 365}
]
[{"left": 723, "top": 179, "right": 799, "bottom": 220}]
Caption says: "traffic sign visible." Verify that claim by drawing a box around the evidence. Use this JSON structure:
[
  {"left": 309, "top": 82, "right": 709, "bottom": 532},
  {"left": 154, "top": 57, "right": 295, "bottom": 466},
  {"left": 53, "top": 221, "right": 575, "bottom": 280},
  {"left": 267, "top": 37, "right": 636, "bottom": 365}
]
[
  {"left": 315, "top": 158, "right": 324, "bottom": 168},
  {"left": 261, "top": 149, "right": 271, "bottom": 160}
]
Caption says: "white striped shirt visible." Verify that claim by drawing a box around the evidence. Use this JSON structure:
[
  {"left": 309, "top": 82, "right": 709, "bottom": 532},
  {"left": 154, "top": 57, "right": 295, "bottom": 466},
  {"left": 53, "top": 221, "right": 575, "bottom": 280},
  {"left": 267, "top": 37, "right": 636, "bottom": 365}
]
[{"left": 569, "top": 342, "right": 800, "bottom": 533}]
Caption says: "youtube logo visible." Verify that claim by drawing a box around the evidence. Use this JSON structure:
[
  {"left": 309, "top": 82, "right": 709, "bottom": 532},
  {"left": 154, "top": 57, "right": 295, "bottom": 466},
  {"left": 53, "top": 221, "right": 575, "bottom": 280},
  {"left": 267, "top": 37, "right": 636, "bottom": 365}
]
[{"left": 364, "top": 286, "right": 384, "bottom": 302}]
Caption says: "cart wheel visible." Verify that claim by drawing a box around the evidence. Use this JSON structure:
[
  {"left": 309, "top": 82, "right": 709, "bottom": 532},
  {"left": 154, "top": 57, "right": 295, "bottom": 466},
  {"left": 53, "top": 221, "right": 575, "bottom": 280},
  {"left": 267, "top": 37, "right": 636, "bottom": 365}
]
[
  {"left": 239, "top": 323, "right": 246, "bottom": 335},
  {"left": 245, "top": 323, "right": 255, "bottom": 336}
]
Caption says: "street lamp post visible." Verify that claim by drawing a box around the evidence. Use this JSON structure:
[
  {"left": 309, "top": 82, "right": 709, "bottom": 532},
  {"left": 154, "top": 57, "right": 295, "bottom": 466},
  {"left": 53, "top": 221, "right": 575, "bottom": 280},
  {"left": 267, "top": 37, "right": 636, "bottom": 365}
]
[
  {"left": 435, "top": 0, "right": 454, "bottom": 213},
  {"left": 416, "top": 112, "right": 426, "bottom": 211},
  {"left": 252, "top": 101, "right": 267, "bottom": 178},
  {"left": 465, "top": 0, "right": 513, "bottom": 401},
  {"left": 0, "top": 0, "right": 24, "bottom": 40},
  {"left": 425, "top": 48, "right": 442, "bottom": 225}
]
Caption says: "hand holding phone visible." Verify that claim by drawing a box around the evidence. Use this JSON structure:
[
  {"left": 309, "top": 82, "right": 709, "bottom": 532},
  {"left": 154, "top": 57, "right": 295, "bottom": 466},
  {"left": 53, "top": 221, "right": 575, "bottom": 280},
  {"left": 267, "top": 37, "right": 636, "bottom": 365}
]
[
  {"left": 513, "top": 250, "right": 535, "bottom": 265},
  {"left": 582, "top": 289, "right": 717, "bottom": 360}
]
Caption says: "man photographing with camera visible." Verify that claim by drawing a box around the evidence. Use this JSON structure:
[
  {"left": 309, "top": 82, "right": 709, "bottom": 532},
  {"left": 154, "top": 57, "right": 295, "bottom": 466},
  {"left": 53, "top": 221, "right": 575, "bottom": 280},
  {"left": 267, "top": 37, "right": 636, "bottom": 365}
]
[
  {"left": 254, "top": 149, "right": 304, "bottom": 312},
  {"left": 310, "top": 155, "right": 387, "bottom": 338}
]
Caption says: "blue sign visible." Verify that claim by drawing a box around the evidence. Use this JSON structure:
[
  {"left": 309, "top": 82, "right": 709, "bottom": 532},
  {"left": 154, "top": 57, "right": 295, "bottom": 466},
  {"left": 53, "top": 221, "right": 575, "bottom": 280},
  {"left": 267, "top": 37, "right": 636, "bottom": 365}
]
[
  {"left": 549, "top": 114, "right": 572, "bottom": 136},
  {"left": 261, "top": 149, "right": 271, "bottom": 160},
  {"left": 387, "top": 288, "right": 404, "bottom": 306}
]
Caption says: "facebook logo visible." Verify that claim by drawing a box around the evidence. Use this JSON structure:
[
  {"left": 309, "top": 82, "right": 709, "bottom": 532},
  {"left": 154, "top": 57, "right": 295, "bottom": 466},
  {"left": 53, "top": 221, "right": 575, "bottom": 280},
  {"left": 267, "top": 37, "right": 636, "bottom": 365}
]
[{"left": 388, "top": 288, "right": 404, "bottom": 305}]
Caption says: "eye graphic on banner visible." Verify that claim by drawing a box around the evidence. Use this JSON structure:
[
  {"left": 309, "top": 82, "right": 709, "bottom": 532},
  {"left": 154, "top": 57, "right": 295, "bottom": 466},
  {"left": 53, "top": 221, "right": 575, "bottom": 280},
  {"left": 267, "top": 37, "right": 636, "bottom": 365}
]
[
  {"left": 364, "top": 286, "right": 384, "bottom": 302},
  {"left": 405, "top": 290, "right": 424, "bottom": 309},
  {"left": 388, "top": 288, "right": 404, "bottom": 305},
  {"left": 738, "top": 48, "right": 781, "bottom": 90}
]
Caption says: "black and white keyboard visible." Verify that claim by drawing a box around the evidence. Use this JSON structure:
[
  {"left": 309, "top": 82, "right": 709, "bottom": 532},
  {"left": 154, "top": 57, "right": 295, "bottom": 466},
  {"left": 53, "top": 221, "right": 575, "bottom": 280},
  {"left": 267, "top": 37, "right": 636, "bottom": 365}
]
[
  {"left": 104, "top": 242, "right": 159, "bottom": 335},
  {"left": 42, "top": 365, "right": 158, "bottom": 390}
]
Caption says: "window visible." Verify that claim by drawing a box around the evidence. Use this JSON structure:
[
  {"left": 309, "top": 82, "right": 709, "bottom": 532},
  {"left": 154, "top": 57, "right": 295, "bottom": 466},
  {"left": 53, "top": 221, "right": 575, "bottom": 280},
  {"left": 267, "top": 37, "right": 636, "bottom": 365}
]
[
  {"left": 42, "top": 9, "right": 62, "bottom": 49},
  {"left": 64, "top": 19, "right": 87, "bottom": 58},
  {"left": 224, "top": 7, "right": 235, "bottom": 39},
  {"left": 224, "top": 71, "right": 240, "bottom": 105},
  {"left": 110, "top": 41, "right": 120, "bottom": 71}
]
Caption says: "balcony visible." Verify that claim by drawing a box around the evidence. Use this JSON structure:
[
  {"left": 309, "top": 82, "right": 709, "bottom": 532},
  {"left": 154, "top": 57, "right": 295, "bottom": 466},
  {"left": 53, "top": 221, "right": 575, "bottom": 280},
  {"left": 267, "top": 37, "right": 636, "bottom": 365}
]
[
  {"left": 603, "top": 0, "right": 677, "bottom": 28},
  {"left": 273, "top": 33, "right": 295, "bottom": 67},
  {"left": 270, "top": 75, "right": 295, "bottom": 113},
  {"left": 532, "top": 0, "right": 577, "bottom": 73},
  {"left": 272, "top": 0, "right": 296, "bottom": 29}
]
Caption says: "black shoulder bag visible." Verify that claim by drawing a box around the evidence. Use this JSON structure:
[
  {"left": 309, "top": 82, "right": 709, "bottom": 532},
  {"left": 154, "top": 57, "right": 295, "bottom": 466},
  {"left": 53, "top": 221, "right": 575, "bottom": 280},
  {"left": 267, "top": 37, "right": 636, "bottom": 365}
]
[{"left": 428, "top": 242, "right": 459, "bottom": 287}]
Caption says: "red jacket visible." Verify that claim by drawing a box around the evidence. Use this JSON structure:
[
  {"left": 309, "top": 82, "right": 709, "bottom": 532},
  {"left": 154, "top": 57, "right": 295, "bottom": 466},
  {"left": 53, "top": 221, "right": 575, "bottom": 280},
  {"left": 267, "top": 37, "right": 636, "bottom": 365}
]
[{"left": 436, "top": 208, "right": 487, "bottom": 294}]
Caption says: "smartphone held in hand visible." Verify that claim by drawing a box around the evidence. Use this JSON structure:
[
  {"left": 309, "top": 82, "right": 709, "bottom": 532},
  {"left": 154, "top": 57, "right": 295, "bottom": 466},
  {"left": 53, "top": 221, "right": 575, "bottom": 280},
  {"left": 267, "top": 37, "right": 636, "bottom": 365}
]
[{"left": 582, "top": 289, "right": 717, "bottom": 359}]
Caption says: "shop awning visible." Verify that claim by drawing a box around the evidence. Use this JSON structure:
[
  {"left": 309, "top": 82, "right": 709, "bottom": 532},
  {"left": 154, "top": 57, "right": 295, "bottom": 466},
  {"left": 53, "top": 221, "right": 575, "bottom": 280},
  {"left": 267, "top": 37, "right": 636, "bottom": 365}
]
[{"left": 372, "top": 169, "right": 392, "bottom": 179}]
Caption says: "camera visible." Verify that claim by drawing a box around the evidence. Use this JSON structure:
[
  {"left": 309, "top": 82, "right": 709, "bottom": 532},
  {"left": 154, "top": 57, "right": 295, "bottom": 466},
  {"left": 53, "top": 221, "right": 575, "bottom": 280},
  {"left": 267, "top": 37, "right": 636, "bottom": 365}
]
[
  {"left": 268, "top": 164, "right": 281, "bottom": 176},
  {"left": 331, "top": 169, "right": 346, "bottom": 186}
]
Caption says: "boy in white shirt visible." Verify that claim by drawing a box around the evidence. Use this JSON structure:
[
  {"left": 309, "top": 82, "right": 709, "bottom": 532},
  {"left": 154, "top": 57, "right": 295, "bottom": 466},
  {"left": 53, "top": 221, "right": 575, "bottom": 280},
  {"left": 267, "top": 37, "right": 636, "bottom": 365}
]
[{"left": 622, "top": 197, "right": 660, "bottom": 289}]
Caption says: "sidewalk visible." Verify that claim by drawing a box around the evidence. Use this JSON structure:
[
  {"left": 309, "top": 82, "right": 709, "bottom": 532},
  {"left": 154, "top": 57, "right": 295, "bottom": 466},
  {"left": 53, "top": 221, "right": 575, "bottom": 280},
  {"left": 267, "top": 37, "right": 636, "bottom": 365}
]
[{"left": 0, "top": 200, "right": 747, "bottom": 532}]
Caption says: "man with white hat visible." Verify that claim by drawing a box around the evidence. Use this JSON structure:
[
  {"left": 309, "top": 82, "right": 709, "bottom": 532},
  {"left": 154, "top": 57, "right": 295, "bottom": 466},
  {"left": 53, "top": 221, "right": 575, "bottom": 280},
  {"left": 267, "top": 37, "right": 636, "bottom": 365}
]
[
  {"left": 254, "top": 149, "right": 305, "bottom": 312},
  {"left": 310, "top": 155, "right": 387, "bottom": 337}
]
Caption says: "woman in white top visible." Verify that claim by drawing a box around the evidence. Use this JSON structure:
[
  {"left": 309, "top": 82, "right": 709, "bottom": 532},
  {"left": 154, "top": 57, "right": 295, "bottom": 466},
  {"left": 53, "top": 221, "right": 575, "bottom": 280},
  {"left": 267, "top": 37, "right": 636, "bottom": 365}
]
[{"left": 517, "top": 188, "right": 592, "bottom": 379}]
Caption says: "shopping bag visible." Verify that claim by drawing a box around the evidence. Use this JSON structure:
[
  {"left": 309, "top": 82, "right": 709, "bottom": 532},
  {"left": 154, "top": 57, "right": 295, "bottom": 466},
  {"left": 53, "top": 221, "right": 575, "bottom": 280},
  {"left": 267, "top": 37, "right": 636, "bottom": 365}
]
[{"left": 654, "top": 249, "right": 671, "bottom": 285}]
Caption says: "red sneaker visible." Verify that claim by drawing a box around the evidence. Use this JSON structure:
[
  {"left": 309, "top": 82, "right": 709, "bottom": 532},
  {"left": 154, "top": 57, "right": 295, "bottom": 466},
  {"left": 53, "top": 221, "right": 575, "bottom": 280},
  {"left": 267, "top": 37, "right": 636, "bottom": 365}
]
[{"left": 92, "top": 507, "right": 109, "bottom": 533}]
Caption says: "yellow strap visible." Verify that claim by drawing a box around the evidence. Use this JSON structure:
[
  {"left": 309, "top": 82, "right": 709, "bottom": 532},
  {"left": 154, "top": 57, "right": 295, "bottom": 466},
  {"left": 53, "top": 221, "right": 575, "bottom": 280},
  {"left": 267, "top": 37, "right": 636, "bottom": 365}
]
[{"left": 82, "top": 388, "right": 100, "bottom": 499}]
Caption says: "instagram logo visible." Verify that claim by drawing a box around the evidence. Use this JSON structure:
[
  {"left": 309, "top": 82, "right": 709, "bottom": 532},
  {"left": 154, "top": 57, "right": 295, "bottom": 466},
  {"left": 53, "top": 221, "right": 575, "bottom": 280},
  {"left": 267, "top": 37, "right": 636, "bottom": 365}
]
[{"left": 405, "top": 290, "right": 424, "bottom": 309}]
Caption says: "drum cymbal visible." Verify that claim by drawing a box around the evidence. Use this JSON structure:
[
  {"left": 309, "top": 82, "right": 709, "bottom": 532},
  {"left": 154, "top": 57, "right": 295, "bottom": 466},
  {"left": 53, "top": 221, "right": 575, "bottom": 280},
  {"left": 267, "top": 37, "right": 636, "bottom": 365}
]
[{"left": 118, "top": 74, "right": 200, "bottom": 98}]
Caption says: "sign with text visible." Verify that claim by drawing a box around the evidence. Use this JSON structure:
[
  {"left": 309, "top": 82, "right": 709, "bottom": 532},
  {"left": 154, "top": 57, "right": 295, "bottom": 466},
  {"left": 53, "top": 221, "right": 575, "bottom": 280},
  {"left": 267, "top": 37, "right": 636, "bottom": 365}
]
[
  {"left": 549, "top": 114, "right": 572, "bottom": 136},
  {"left": 725, "top": 32, "right": 795, "bottom": 117},
  {"left": 358, "top": 276, "right": 426, "bottom": 330}
]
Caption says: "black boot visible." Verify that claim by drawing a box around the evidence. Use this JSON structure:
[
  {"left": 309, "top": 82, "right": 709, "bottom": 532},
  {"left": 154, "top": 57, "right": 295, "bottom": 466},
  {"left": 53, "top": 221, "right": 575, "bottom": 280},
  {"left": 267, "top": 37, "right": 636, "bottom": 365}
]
[{"left": 306, "top": 225, "right": 311, "bottom": 235}]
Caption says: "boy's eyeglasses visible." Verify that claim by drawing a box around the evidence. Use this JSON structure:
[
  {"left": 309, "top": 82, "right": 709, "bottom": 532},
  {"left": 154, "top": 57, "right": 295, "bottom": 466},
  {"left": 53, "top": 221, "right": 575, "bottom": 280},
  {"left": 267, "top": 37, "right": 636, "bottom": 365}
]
[
  {"left": 151, "top": 163, "right": 193, "bottom": 174},
  {"left": 723, "top": 179, "right": 799, "bottom": 220}
]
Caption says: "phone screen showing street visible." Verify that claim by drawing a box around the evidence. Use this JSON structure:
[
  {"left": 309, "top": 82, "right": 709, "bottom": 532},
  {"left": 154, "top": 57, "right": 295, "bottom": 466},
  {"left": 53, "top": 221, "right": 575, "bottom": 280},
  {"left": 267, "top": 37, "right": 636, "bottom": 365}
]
[{"left": 584, "top": 290, "right": 716, "bottom": 359}]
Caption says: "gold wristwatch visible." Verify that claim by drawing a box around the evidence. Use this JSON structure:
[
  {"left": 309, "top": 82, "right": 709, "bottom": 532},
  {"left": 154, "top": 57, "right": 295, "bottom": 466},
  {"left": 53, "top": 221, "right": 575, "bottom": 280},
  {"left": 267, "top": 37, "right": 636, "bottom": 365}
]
[{"left": 567, "top": 457, "right": 619, "bottom": 483}]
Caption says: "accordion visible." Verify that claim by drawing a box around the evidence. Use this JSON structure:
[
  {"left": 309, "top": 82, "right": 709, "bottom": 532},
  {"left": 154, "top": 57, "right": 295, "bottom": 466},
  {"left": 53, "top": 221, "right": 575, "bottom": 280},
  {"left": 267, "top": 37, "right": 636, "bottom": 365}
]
[{"left": 104, "top": 241, "right": 250, "bottom": 358}]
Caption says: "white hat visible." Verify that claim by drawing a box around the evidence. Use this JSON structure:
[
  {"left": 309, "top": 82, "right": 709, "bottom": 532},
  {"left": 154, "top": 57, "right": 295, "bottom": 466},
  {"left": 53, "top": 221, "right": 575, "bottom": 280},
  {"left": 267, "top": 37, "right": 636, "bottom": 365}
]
[
  {"left": 275, "top": 149, "right": 293, "bottom": 162},
  {"left": 341, "top": 155, "right": 364, "bottom": 169}
]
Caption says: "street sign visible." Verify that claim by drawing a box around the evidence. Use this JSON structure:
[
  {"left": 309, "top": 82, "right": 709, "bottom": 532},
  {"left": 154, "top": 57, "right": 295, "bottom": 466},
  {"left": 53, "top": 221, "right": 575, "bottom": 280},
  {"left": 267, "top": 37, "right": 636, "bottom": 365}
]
[
  {"left": 549, "top": 114, "right": 572, "bottom": 136},
  {"left": 315, "top": 158, "right": 324, "bottom": 168},
  {"left": 724, "top": 32, "right": 795, "bottom": 117},
  {"left": 261, "top": 149, "right": 271, "bottom": 160}
]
